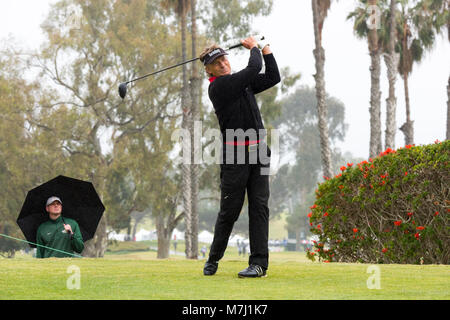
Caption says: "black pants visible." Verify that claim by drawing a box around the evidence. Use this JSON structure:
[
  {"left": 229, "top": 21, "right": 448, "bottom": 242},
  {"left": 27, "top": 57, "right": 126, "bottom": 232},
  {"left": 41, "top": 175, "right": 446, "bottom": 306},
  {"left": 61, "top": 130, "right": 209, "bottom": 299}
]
[{"left": 208, "top": 152, "right": 270, "bottom": 269}]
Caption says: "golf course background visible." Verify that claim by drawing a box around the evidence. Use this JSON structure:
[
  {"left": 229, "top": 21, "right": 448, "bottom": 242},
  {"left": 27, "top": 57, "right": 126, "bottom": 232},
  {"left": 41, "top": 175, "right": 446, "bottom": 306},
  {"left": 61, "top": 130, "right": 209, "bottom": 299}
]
[{"left": 1, "top": 244, "right": 449, "bottom": 300}]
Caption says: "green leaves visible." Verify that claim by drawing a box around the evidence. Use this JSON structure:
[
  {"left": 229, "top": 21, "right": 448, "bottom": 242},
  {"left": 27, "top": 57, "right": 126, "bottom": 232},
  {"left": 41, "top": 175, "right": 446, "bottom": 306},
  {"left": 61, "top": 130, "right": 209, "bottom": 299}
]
[{"left": 307, "top": 140, "right": 450, "bottom": 264}]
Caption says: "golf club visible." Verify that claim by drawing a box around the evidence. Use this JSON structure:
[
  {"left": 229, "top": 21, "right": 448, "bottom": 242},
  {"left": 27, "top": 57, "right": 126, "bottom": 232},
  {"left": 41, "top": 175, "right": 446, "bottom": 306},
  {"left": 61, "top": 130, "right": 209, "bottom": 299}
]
[{"left": 118, "top": 35, "right": 265, "bottom": 99}]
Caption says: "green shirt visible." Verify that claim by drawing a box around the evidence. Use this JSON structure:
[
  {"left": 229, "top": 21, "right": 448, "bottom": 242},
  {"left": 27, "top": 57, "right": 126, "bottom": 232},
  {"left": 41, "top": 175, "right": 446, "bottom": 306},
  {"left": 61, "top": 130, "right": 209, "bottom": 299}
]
[{"left": 36, "top": 216, "right": 84, "bottom": 258}]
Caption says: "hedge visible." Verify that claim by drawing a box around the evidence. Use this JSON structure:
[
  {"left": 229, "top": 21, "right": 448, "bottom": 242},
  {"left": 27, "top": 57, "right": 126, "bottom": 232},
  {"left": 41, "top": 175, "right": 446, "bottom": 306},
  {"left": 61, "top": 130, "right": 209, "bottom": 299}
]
[{"left": 307, "top": 140, "right": 449, "bottom": 264}]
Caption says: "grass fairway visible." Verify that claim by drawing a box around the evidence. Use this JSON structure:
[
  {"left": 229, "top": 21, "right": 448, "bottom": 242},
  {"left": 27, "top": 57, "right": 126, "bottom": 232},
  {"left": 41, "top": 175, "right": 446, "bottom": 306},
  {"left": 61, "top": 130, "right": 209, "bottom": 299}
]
[{"left": 1, "top": 251, "right": 449, "bottom": 300}]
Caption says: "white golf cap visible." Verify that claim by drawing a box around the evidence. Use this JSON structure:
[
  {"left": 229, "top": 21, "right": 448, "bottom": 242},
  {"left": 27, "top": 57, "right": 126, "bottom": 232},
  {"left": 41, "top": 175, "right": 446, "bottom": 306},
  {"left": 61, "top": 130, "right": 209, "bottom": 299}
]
[{"left": 46, "top": 196, "right": 62, "bottom": 206}]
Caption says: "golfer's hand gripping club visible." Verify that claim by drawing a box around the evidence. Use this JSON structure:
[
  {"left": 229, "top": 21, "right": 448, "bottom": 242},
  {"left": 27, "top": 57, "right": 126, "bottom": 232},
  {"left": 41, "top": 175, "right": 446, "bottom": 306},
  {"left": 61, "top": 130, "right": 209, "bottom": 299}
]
[{"left": 118, "top": 35, "right": 265, "bottom": 99}]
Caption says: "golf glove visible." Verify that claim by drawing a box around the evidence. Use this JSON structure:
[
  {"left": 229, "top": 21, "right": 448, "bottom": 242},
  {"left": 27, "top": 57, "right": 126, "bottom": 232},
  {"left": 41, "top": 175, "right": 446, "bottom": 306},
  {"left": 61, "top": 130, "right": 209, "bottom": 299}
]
[{"left": 256, "top": 36, "right": 269, "bottom": 50}]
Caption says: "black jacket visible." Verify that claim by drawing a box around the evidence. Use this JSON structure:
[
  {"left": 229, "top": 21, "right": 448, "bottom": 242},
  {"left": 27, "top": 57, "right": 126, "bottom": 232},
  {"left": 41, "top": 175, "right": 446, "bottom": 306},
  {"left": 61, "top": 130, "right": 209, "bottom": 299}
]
[{"left": 208, "top": 47, "right": 280, "bottom": 142}]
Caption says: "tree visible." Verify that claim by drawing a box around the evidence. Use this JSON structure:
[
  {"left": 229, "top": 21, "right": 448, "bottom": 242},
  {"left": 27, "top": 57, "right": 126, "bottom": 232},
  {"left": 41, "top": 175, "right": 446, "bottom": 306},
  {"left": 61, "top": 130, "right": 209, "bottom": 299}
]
[
  {"left": 272, "top": 86, "right": 347, "bottom": 248},
  {"left": 198, "top": 0, "right": 273, "bottom": 43},
  {"left": 32, "top": 0, "right": 184, "bottom": 256},
  {"left": 348, "top": 0, "right": 384, "bottom": 158},
  {"left": 311, "top": 0, "right": 333, "bottom": 179},
  {"left": 160, "top": 0, "right": 194, "bottom": 259},
  {"left": 0, "top": 49, "right": 40, "bottom": 256},
  {"left": 396, "top": 0, "right": 439, "bottom": 145},
  {"left": 413, "top": 0, "right": 449, "bottom": 139},
  {"left": 127, "top": 133, "right": 184, "bottom": 258},
  {"left": 189, "top": 0, "right": 201, "bottom": 260},
  {"left": 385, "top": 0, "right": 399, "bottom": 149}
]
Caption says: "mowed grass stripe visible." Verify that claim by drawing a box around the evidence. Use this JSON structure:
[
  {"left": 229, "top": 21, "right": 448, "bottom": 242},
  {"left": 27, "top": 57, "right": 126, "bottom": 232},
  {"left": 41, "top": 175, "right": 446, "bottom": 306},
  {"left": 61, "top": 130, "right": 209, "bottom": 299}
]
[{"left": 0, "top": 252, "right": 449, "bottom": 300}]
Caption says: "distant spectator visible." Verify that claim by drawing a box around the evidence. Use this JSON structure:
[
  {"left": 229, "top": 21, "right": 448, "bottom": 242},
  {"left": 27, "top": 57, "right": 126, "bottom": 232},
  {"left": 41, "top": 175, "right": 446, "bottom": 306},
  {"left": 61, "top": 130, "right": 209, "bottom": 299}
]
[{"left": 201, "top": 245, "right": 207, "bottom": 258}]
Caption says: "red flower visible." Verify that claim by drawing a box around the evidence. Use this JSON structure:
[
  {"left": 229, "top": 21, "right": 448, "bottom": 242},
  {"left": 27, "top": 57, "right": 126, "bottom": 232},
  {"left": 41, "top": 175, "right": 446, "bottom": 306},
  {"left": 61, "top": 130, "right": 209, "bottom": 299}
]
[
  {"left": 407, "top": 212, "right": 413, "bottom": 217},
  {"left": 405, "top": 144, "right": 412, "bottom": 149},
  {"left": 310, "top": 204, "right": 317, "bottom": 209},
  {"left": 394, "top": 221, "right": 402, "bottom": 227},
  {"left": 434, "top": 211, "right": 439, "bottom": 216},
  {"left": 317, "top": 224, "right": 322, "bottom": 230},
  {"left": 338, "top": 185, "right": 344, "bottom": 189},
  {"left": 353, "top": 228, "right": 358, "bottom": 233},
  {"left": 380, "top": 148, "right": 395, "bottom": 157},
  {"left": 307, "top": 212, "right": 312, "bottom": 218},
  {"left": 382, "top": 248, "right": 388, "bottom": 253},
  {"left": 340, "top": 166, "right": 346, "bottom": 172},
  {"left": 414, "top": 233, "right": 420, "bottom": 240},
  {"left": 323, "top": 212, "right": 329, "bottom": 217},
  {"left": 416, "top": 226, "right": 425, "bottom": 231},
  {"left": 347, "top": 162, "right": 353, "bottom": 167}
]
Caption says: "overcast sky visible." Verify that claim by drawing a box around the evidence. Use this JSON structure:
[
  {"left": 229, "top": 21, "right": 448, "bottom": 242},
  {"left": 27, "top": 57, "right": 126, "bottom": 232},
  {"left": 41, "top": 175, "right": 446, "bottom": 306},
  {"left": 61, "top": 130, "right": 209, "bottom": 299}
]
[{"left": 1, "top": 0, "right": 449, "bottom": 160}]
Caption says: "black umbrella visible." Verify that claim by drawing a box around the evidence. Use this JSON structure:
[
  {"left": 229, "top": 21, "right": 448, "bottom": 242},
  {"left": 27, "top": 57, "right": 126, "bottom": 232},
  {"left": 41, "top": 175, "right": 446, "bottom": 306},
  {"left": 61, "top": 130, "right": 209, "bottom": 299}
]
[{"left": 17, "top": 175, "right": 105, "bottom": 247}]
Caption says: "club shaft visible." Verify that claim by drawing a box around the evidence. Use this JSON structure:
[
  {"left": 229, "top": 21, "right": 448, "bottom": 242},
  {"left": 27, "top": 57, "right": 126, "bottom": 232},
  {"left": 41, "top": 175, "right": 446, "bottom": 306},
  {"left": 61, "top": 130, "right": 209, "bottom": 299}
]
[
  {"left": 124, "top": 42, "right": 245, "bottom": 85},
  {"left": 125, "top": 56, "right": 200, "bottom": 85}
]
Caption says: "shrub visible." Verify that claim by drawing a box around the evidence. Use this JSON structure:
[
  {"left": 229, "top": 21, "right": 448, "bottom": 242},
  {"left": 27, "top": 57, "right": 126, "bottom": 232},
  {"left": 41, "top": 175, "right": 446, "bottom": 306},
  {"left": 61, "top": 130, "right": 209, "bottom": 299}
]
[{"left": 307, "top": 140, "right": 449, "bottom": 264}]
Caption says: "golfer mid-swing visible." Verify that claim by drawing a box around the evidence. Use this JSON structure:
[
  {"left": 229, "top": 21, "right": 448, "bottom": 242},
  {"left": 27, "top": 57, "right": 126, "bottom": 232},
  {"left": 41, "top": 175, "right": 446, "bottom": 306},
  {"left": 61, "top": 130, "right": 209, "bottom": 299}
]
[{"left": 200, "top": 36, "right": 280, "bottom": 277}]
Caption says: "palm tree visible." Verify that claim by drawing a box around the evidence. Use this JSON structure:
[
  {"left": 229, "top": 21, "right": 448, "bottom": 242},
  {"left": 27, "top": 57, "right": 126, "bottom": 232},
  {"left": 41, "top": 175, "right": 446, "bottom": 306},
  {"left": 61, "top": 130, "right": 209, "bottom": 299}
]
[
  {"left": 397, "top": 3, "right": 416, "bottom": 145},
  {"left": 385, "top": 0, "right": 399, "bottom": 149},
  {"left": 189, "top": 0, "right": 200, "bottom": 260},
  {"left": 348, "top": 0, "right": 384, "bottom": 158},
  {"left": 161, "top": 0, "right": 195, "bottom": 258},
  {"left": 396, "top": 0, "right": 438, "bottom": 145},
  {"left": 414, "top": 0, "right": 449, "bottom": 139},
  {"left": 311, "top": 0, "right": 333, "bottom": 179}
]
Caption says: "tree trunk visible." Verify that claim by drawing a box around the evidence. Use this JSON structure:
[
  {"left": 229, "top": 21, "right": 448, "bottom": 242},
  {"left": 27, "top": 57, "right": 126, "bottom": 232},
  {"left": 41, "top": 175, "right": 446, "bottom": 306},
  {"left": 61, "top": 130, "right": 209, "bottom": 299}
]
[
  {"left": 82, "top": 147, "right": 109, "bottom": 257},
  {"left": 156, "top": 214, "right": 171, "bottom": 259},
  {"left": 446, "top": 75, "right": 450, "bottom": 140},
  {"left": 155, "top": 196, "right": 184, "bottom": 259},
  {"left": 399, "top": 19, "right": 414, "bottom": 146},
  {"left": 179, "top": 2, "right": 194, "bottom": 259},
  {"left": 188, "top": 0, "right": 200, "bottom": 260},
  {"left": 368, "top": 52, "right": 383, "bottom": 158},
  {"left": 295, "top": 229, "right": 301, "bottom": 252},
  {"left": 367, "top": 0, "right": 382, "bottom": 158},
  {"left": 311, "top": 0, "right": 332, "bottom": 179},
  {"left": 400, "top": 72, "right": 414, "bottom": 145},
  {"left": 82, "top": 214, "right": 108, "bottom": 257},
  {"left": 131, "top": 213, "right": 145, "bottom": 241},
  {"left": 384, "top": 0, "right": 398, "bottom": 149}
]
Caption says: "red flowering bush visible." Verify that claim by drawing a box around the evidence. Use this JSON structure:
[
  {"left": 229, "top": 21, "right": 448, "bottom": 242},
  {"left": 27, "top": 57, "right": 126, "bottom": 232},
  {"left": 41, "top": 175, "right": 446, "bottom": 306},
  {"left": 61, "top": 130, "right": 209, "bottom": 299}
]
[{"left": 307, "top": 140, "right": 449, "bottom": 264}]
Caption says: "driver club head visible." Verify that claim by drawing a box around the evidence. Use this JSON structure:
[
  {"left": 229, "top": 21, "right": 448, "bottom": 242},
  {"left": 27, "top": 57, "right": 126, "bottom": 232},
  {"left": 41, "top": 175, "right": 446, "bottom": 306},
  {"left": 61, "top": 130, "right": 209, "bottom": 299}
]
[{"left": 118, "top": 82, "right": 128, "bottom": 99}]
